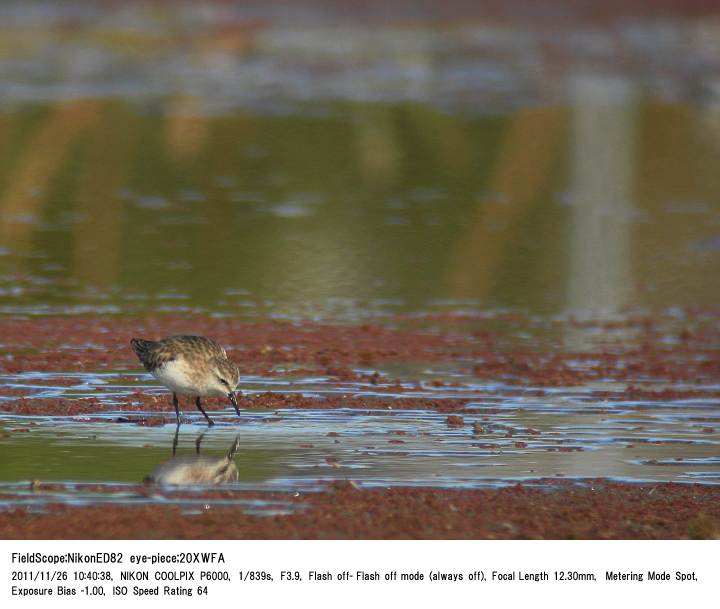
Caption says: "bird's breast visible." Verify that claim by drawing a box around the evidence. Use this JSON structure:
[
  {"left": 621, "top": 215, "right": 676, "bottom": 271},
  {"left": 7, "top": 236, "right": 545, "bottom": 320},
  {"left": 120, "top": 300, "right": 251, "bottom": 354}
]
[{"left": 152, "top": 359, "right": 200, "bottom": 395}]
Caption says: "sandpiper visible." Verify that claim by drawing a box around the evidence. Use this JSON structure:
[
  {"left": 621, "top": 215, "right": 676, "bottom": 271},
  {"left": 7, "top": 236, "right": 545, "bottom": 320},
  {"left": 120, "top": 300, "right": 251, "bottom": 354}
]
[{"left": 130, "top": 335, "right": 241, "bottom": 426}]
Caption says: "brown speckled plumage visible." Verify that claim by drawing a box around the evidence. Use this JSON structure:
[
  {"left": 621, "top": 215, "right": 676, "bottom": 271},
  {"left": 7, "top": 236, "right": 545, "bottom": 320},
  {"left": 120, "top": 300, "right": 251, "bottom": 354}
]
[
  {"left": 131, "top": 335, "right": 227, "bottom": 372},
  {"left": 130, "top": 335, "right": 242, "bottom": 426}
]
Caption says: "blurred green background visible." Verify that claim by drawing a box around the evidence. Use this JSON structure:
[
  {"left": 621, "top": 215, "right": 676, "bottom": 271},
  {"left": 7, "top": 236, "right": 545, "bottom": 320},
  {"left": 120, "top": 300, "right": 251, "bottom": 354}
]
[{"left": 0, "top": 0, "right": 719, "bottom": 320}]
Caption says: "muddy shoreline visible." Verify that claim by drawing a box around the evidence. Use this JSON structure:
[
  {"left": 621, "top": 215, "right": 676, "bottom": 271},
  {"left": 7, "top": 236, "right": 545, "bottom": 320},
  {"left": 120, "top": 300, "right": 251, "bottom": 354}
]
[
  {"left": 1, "top": 314, "right": 719, "bottom": 539},
  {"left": 1, "top": 481, "right": 719, "bottom": 539}
]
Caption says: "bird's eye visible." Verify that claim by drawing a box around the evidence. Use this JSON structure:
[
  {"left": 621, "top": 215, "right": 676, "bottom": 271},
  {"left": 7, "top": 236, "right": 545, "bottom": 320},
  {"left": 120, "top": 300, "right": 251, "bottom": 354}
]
[{"left": 217, "top": 377, "right": 229, "bottom": 386}]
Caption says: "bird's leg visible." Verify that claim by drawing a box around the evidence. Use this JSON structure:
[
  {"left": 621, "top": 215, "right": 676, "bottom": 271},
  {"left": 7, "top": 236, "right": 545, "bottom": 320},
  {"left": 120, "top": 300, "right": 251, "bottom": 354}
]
[
  {"left": 195, "top": 396, "right": 214, "bottom": 426},
  {"left": 172, "top": 393, "right": 180, "bottom": 423}
]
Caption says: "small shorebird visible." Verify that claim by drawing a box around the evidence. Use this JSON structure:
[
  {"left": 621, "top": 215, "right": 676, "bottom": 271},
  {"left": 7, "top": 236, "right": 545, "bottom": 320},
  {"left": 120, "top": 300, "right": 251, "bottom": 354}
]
[
  {"left": 144, "top": 432, "right": 241, "bottom": 485},
  {"left": 130, "top": 335, "right": 241, "bottom": 426}
]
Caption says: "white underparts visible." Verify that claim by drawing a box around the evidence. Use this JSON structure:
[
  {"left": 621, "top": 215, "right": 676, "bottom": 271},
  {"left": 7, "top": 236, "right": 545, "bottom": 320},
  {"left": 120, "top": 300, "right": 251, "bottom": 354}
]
[
  {"left": 152, "top": 360, "right": 197, "bottom": 395},
  {"left": 152, "top": 360, "right": 215, "bottom": 396}
]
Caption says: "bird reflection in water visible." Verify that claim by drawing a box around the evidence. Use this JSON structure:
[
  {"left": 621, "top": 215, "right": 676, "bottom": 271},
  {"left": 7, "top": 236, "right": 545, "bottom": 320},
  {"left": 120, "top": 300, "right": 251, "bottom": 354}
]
[{"left": 144, "top": 426, "right": 241, "bottom": 485}]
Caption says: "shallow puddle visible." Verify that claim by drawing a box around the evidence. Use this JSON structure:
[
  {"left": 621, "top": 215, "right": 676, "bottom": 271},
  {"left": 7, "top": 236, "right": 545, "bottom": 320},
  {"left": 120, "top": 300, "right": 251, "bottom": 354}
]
[{"left": 1, "top": 367, "right": 718, "bottom": 510}]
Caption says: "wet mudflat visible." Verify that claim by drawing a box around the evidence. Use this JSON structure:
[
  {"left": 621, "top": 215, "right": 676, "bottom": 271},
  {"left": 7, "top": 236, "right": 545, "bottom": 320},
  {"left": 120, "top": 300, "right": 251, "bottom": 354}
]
[
  {"left": 0, "top": 312, "right": 719, "bottom": 538},
  {"left": 1, "top": 1, "right": 720, "bottom": 538},
  {"left": 2, "top": 481, "right": 720, "bottom": 540}
]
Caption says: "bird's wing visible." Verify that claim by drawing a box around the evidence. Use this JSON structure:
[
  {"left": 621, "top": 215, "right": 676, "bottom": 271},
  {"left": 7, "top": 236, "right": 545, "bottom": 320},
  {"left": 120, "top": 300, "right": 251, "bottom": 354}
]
[
  {"left": 130, "top": 337, "right": 177, "bottom": 372},
  {"left": 167, "top": 335, "right": 227, "bottom": 358}
]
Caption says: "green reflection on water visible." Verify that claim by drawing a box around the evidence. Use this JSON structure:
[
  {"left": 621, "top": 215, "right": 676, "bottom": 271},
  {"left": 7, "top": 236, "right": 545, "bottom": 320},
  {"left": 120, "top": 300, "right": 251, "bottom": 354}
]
[
  {"left": 0, "top": 98, "right": 718, "bottom": 318},
  {"left": 0, "top": 423, "right": 279, "bottom": 484}
]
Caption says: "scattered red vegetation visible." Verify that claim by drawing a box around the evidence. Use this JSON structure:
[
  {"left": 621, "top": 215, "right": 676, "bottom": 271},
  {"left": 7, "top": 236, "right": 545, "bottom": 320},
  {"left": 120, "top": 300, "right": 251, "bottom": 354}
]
[
  {"left": 1, "top": 481, "right": 718, "bottom": 540},
  {"left": 1, "top": 315, "right": 718, "bottom": 391},
  {"left": 0, "top": 392, "right": 474, "bottom": 417},
  {"left": 1, "top": 313, "right": 719, "bottom": 539},
  {"left": 470, "top": 349, "right": 720, "bottom": 387},
  {"left": 0, "top": 317, "right": 466, "bottom": 374},
  {"left": 617, "top": 386, "right": 720, "bottom": 400},
  {"left": 1, "top": 398, "right": 108, "bottom": 416}
]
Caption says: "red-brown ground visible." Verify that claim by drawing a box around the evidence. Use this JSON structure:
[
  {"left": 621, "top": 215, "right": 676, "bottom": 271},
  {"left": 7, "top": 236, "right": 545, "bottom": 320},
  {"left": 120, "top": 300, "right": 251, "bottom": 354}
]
[
  {"left": 2, "top": 314, "right": 719, "bottom": 539},
  {"left": 0, "top": 393, "right": 478, "bottom": 418},
  {"left": 0, "top": 317, "right": 469, "bottom": 374},
  {"left": 1, "top": 315, "right": 719, "bottom": 406},
  {"left": 1, "top": 481, "right": 718, "bottom": 539}
]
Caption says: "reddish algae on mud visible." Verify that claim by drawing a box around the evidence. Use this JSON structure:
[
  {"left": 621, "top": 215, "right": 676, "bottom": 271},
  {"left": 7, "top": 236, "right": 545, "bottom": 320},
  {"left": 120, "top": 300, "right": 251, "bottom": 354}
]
[
  {"left": 1, "top": 313, "right": 719, "bottom": 539},
  {"left": 1, "top": 481, "right": 719, "bottom": 540}
]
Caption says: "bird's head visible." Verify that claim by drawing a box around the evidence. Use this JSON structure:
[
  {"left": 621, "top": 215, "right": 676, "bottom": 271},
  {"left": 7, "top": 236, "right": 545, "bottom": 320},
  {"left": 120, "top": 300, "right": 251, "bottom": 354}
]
[
  {"left": 210, "top": 358, "right": 242, "bottom": 414},
  {"left": 210, "top": 358, "right": 240, "bottom": 393}
]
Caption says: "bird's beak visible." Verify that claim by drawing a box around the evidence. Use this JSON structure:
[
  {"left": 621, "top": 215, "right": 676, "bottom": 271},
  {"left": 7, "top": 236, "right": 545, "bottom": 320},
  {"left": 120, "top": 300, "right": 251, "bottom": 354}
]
[{"left": 228, "top": 391, "right": 241, "bottom": 416}]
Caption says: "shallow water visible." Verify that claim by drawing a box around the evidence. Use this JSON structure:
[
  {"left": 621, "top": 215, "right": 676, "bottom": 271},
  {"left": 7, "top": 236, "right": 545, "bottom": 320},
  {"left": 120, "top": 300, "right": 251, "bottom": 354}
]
[
  {"left": 0, "top": 2, "right": 719, "bottom": 320},
  {"left": 1, "top": 2, "right": 719, "bottom": 510},
  {"left": 0, "top": 366, "right": 718, "bottom": 509}
]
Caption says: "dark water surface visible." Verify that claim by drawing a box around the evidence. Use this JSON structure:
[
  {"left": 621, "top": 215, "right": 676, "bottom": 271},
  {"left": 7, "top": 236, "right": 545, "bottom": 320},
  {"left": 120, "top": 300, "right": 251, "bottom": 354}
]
[{"left": 0, "top": 1, "right": 719, "bottom": 510}]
